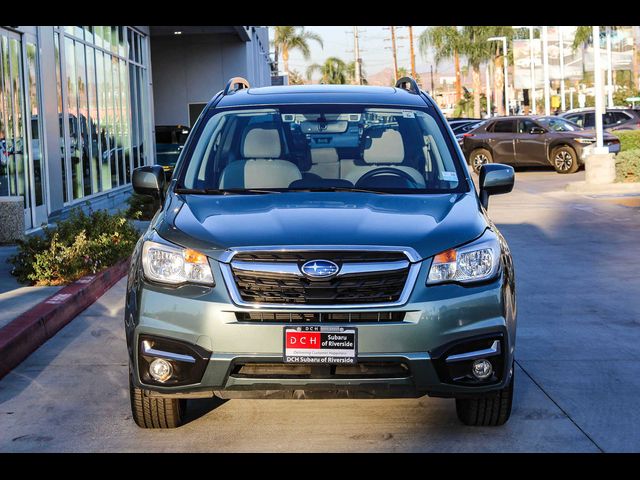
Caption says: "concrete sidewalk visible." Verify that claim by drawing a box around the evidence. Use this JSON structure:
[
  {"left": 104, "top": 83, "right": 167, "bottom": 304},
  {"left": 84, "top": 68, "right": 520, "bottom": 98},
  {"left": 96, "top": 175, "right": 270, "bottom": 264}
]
[{"left": 0, "top": 246, "right": 61, "bottom": 329}]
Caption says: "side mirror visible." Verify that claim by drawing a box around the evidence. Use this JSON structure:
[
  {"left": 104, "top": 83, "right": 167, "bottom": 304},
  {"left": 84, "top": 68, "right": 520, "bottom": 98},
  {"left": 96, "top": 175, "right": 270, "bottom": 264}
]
[
  {"left": 479, "top": 163, "right": 514, "bottom": 209},
  {"left": 530, "top": 126, "right": 546, "bottom": 134},
  {"left": 132, "top": 165, "right": 166, "bottom": 199}
]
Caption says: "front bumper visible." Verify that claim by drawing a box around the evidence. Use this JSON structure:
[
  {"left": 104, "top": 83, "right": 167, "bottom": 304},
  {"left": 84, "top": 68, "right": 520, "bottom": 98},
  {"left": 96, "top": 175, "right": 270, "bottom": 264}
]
[{"left": 126, "top": 256, "right": 516, "bottom": 399}]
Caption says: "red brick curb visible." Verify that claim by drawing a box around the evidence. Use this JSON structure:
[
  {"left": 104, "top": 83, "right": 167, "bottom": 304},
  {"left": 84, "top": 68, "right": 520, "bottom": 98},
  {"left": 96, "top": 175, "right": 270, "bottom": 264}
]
[{"left": 0, "top": 257, "right": 130, "bottom": 380}]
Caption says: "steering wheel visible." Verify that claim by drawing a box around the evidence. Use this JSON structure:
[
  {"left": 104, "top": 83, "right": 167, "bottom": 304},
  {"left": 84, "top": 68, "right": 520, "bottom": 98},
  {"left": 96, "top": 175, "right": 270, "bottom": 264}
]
[{"left": 355, "top": 167, "right": 421, "bottom": 189}]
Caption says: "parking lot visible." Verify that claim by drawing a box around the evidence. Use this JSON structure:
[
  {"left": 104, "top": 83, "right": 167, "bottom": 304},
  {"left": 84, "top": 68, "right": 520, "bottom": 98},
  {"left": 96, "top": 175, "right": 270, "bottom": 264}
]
[{"left": 1, "top": 169, "right": 639, "bottom": 452}]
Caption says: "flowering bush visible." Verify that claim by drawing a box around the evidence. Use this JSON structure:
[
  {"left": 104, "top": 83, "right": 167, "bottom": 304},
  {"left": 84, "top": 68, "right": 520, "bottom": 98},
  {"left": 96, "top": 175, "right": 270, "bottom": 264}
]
[{"left": 9, "top": 208, "right": 140, "bottom": 286}]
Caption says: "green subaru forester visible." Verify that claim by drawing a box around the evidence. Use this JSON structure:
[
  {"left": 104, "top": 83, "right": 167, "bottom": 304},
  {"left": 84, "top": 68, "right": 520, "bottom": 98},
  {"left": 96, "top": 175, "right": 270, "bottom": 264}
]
[{"left": 125, "top": 77, "right": 516, "bottom": 428}]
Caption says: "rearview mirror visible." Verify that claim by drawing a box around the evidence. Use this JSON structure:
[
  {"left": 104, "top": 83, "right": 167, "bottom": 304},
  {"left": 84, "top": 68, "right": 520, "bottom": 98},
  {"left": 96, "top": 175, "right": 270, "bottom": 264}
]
[
  {"left": 132, "top": 165, "right": 166, "bottom": 199},
  {"left": 479, "top": 163, "right": 514, "bottom": 209},
  {"left": 530, "top": 127, "right": 546, "bottom": 134}
]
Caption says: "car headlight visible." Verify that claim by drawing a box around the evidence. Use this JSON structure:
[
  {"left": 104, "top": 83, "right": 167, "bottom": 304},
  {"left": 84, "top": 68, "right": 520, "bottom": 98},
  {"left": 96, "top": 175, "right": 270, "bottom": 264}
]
[
  {"left": 574, "top": 137, "right": 596, "bottom": 144},
  {"left": 142, "top": 240, "right": 214, "bottom": 286},
  {"left": 427, "top": 230, "right": 501, "bottom": 285}
]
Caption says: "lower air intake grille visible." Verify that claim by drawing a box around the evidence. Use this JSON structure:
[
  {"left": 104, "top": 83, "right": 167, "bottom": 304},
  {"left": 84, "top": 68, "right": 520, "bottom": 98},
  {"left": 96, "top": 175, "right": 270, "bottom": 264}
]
[{"left": 235, "top": 311, "right": 406, "bottom": 323}]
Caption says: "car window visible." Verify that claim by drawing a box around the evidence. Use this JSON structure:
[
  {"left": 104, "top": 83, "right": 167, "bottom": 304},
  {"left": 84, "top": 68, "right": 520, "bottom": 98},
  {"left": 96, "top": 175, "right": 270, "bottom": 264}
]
[
  {"left": 565, "top": 114, "right": 583, "bottom": 127},
  {"left": 493, "top": 120, "right": 517, "bottom": 133},
  {"left": 537, "top": 117, "right": 581, "bottom": 132},
  {"left": 518, "top": 119, "right": 538, "bottom": 133},
  {"left": 179, "top": 106, "right": 468, "bottom": 194},
  {"left": 583, "top": 112, "right": 595, "bottom": 128},
  {"left": 605, "top": 111, "right": 631, "bottom": 125}
]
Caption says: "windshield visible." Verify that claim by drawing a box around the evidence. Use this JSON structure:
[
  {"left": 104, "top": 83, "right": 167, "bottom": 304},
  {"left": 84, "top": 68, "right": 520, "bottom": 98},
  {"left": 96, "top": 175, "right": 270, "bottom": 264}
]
[
  {"left": 177, "top": 105, "right": 468, "bottom": 194},
  {"left": 538, "top": 117, "right": 582, "bottom": 132}
]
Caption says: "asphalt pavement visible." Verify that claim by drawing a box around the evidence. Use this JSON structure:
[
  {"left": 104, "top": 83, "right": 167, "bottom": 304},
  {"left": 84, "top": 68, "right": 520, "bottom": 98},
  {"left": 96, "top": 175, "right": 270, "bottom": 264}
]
[{"left": 1, "top": 169, "right": 639, "bottom": 452}]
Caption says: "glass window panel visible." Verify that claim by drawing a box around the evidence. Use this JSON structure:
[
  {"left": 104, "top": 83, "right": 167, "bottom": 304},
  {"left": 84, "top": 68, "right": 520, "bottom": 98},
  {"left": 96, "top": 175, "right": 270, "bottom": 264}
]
[
  {"left": 93, "top": 26, "right": 103, "bottom": 50},
  {"left": 129, "top": 63, "right": 139, "bottom": 169},
  {"left": 127, "top": 28, "right": 134, "bottom": 62},
  {"left": 136, "top": 66, "right": 146, "bottom": 165},
  {"left": 64, "top": 26, "right": 75, "bottom": 36},
  {"left": 86, "top": 46, "right": 100, "bottom": 193},
  {"left": 74, "top": 26, "right": 84, "bottom": 39},
  {"left": 65, "top": 37, "right": 82, "bottom": 199},
  {"left": 111, "top": 27, "right": 118, "bottom": 54},
  {"left": 0, "top": 37, "right": 8, "bottom": 197},
  {"left": 75, "top": 41, "right": 91, "bottom": 197},
  {"left": 10, "top": 38, "right": 28, "bottom": 208},
  {"left": 119, "top": 59, "right": 131, "bottom": 183},
  {"left": 103, "top": 51, "right": 117, "bottom": 187},
  {"left": 112, "top": 56, "right": 124, "bottom": 186},
  {"left": 53, "top": 33, "right": 68, "bottom": 203},
  {"left": 84, "top": 26, "right": 94, "bottom": 44},
  {"left": 95, "top": 50, "right": 110, "bottom": 191},
  {"left": 103, "top": 25, "right": 111, "bottom": 52},
  {"left": 26, "top": 42, "right": 44, "bottom": 206},
  {"left": 2, "top": 36, "right": 17, "bottom": 197},
  {"left": 118, "top": 26, "right": 125, "bottom": 58}
]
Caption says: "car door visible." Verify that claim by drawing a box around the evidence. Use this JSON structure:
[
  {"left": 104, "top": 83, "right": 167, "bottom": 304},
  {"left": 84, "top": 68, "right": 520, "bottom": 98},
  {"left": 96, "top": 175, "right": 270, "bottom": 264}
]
[
  {"left": 514, "top": 118, "right": 548, "bottom": 165},
  {"left": 487, "top": 119, "right": 517, "bottom": 164}
]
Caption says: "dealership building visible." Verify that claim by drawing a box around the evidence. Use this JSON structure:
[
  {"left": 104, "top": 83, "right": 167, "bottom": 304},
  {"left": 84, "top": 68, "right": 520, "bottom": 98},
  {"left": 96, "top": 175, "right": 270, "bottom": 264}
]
[{"left": 0, "top": 26, "right": 271, "bottom": 234}]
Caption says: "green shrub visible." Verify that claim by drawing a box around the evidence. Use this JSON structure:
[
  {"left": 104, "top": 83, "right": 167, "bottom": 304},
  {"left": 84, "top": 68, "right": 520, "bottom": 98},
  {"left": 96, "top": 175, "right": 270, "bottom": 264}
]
[
  {"left": 615, "top": 148, "right": 640, "bottom": 183},
  {"left": 125, "top": 192, "right": 158, "bottom": 221},
  {"left": 9, "top": 208, "right": 140, "bottom": 286},
  {"left": 613, "top": 130, "right": 640, "bottom": 152}
]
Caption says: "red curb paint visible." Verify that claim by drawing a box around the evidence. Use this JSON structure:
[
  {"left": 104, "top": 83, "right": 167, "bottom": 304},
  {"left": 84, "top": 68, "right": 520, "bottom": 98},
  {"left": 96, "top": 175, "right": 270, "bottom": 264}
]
[{"left": 0, "top": 257, "right": 130, "bottom": 380}]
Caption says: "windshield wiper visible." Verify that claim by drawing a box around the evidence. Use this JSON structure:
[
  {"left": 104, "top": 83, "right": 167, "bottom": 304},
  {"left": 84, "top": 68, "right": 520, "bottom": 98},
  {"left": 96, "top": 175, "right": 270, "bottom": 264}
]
[
  {"left": 288, "top": 187, "right": 390, "bottom": 194},
  {"left": 174, "top": 187, "right": 281, "bottom": 195}
]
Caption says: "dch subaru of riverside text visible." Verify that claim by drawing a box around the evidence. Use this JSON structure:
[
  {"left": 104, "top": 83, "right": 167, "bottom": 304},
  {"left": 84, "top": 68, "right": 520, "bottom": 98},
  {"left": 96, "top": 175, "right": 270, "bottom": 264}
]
[{"left": 125, "top": 77, "right": 517, "bottom": 428}]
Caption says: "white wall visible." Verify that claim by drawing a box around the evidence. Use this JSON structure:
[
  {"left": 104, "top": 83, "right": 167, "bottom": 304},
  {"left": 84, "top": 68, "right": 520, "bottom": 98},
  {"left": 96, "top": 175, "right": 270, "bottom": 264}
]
[{"left": 150, "top": 28, "right": 271, "bottom": 126}]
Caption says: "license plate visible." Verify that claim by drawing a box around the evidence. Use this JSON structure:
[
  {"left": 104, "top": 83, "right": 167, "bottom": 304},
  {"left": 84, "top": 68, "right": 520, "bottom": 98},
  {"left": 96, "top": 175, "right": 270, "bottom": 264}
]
[{"left": 284, "top": 326, "right": 357, "bottom": 364}]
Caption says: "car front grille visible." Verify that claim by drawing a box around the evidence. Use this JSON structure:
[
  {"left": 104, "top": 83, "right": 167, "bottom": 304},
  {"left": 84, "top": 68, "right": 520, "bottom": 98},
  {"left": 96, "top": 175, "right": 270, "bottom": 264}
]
[
  {"left": 226, "top": 250, "right": 413, "bottom": 306},
  {"left": 235, "top": 311, "right": 406, "bottom": 323}
]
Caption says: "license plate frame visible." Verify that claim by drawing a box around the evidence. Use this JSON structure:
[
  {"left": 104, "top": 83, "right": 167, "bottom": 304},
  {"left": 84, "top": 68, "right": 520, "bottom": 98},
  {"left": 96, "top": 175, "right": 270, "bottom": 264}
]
[{"left": 283, "top": 326, "right": 357, "bottom": 365}]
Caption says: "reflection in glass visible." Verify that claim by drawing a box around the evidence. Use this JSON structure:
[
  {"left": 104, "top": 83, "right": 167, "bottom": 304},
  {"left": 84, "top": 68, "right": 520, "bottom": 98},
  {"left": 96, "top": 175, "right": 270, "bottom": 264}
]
[
  {"left": 54, "top": 32, "right": 68, "bottom": 203},
  {"left": 75, "top": 41, "right": 91, "bottom": 197},
  {"left": 10, "top": 38, "right": 28, "bottom": 208},
  {"left": 86, "top": 46, "right": 100, "bottom": 193},
  {"left": 26, "top": 42, "right": 44, "bottom": 206},
  {"left": 0, "top": 37, "right": 8, "bottom": 197},
  {"left": 65, "top": 37, "right": 82, "bottom": 199}
]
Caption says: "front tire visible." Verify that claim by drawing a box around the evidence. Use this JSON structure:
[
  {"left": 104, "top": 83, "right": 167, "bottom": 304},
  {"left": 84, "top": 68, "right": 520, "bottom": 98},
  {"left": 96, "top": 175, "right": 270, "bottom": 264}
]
[
  {"left": 455, "top": 368, "right": 514, "bottom": 426},
  {"left": 129, "top": 371, "right": 186, "bottom": 429},
  {"left": 552, "top": 145, "right": 579, "bottom": 174},
  {"left": 470, "top": 148, "right": 493, "bottom": 174}
]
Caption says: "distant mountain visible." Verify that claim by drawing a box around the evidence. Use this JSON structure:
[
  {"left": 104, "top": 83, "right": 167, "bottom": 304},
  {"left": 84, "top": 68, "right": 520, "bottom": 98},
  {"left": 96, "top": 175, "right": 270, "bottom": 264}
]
[{"left": 366, "top": 67, "right": 396, "bottom": 86}]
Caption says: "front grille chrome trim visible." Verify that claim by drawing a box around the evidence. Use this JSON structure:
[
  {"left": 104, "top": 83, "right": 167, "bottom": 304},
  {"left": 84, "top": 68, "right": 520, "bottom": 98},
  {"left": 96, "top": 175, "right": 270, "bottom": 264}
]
[
  {"left": 219, "top": 247, "right": 421, "bottom": 310},
  {"left": 218, "top": 245, "right": 422, "bottom": 263},
  {"left": 230, "top": 259, "right": 410, "bottom": 277}
]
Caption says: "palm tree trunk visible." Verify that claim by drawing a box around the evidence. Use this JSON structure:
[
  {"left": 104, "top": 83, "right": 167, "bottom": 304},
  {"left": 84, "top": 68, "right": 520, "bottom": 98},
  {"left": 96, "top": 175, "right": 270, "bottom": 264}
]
[
  {"left": 472, "top": 65, "right": 481, "bottom": 118},
  {"left": 283, "top": 47, "right": 290, "bottom": 78},
  {"left": 454, "top": 50, "right": 462, "bottom": 103}
]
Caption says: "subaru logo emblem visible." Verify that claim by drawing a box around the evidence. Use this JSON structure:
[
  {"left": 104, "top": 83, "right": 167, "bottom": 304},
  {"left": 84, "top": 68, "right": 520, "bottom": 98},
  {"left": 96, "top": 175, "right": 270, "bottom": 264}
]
[{"left": 301, "top": 260, "right": 339, "bottom": 278}]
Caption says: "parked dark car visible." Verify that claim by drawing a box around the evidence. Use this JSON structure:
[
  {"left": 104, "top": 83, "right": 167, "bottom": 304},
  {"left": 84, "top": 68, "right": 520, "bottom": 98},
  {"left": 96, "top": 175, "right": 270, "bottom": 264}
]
[
  {"left": 560, "top": 107, "right": 640, "bottom": 131},
  {"left": 463, "top": 115, "right": 621, "bottom": 174},
  {"left": 155, "top": 125, "right": 190, "bottom": 178},
  {"left": 448, "top": 118, "right": 484, "bottom": 135}
]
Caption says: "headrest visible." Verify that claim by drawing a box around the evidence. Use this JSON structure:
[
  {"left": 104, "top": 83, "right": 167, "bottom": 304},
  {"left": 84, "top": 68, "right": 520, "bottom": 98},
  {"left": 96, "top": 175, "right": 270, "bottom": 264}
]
[
  {"left": 363, "top": 129, "right": 404, "bottom": 164},
  {"left": 310, "top": 148, "right": 339, "bottom": 164},
  {"left": 242, "top": 127, "right": 281, "bottom": 158},
  {"left": 219, "top": 159, "right": 302, "bottom": 189}
]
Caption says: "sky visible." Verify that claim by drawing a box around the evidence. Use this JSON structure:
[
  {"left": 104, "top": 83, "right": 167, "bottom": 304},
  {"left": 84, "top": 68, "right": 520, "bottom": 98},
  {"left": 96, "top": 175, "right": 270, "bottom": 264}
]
[{"left": 269, "top": 26, "right": 454, "bottom": 81}]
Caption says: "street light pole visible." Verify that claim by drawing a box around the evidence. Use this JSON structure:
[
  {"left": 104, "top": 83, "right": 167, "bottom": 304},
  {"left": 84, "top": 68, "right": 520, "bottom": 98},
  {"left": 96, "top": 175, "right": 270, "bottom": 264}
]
[
  {"left": 594, "top": 26, "right": 604, "bottom": 149},
  {"left": 559, "top": 26, "right": 566, "bottom": 111},
  {"left": 606, "top": 26, "right": 614, "bottom": 108},
  {"left": 530, "top": 26, "right": 537, "bottom": 114},
  {"left": 542, "top": 26, "right": 551, "bottom": 115}
]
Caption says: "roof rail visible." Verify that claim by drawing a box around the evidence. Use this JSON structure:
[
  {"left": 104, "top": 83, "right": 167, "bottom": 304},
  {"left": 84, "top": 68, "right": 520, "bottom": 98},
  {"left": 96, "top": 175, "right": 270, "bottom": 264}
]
[
  {"left": 223, "top": 77, "right": 250, "bottom": 95},
  {"left": 395, "top": 76, "right": 420, "bottom": 95}
]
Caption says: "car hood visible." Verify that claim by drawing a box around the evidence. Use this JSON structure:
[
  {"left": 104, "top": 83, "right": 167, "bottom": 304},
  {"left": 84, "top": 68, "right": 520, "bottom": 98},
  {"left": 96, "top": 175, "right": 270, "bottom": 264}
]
[
  {"left": 154, "top": 191, "right": 488, "bottom": 262},
  {"left": 573, "top": 129, "right": 618, "bottom": 141}
]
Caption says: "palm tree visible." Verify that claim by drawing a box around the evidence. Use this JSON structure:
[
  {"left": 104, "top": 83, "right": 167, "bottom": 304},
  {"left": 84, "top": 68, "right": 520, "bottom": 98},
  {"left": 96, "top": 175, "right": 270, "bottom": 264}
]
[
  {"left": 272, "top": 26, "right": 324, "bottom": 78},
  {"left": 461, "top": 26, "right": 512, "bottom": 118},
  {"left": 419, "top": 26, "right": 463, "bottom": 103},
  {"left": 287, "top": 70, "right": 305, "bottom": 85},
  {"left": 306, "top": 57, "right": 350, "bottom": 84}
]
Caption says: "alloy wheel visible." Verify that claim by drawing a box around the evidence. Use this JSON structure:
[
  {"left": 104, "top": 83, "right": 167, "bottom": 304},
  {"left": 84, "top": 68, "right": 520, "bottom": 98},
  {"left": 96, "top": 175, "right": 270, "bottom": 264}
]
[
  {"left": 473, "top": 153, "right": 489, "bottom": 172},
  {"left": 554, "top": 150, "right": 573, "bottom": 172}
]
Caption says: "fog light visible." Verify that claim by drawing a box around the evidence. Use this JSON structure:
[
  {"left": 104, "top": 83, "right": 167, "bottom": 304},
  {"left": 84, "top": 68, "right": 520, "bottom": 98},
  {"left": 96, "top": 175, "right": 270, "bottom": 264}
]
[
  {"left": 149, "top": 358, "right": 173, "bottom": 382},
  {"left": 471, "top": 359, "right": 493, "bottom": 380}
]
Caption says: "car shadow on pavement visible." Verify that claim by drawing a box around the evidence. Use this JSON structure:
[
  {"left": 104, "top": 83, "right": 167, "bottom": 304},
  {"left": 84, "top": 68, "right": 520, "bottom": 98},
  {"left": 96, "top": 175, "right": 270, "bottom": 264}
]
[{"left": 184, "top": 397, "right": 228, "bottom": 424}]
